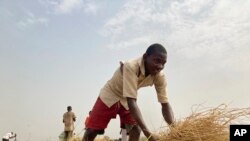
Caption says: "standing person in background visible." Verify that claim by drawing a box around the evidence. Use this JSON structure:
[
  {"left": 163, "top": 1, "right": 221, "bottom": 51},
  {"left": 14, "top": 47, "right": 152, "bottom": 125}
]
[
  {"left": 63, "top": 106, "right": 76, "bottom": 141},
  {"left": 83, "top": 43, "right": 174, "bottom": 141},
  {"left": 2, "top": 132, "right": 16, "bottom": 141}
]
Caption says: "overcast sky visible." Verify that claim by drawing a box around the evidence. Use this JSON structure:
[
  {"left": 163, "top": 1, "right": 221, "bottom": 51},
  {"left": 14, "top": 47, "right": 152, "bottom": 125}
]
[{"left": 1, "top": 0, "right": 250, "bottom": 140}]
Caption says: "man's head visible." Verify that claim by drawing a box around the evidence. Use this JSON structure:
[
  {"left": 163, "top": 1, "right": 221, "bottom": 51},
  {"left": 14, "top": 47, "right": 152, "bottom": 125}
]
[
  {"left": 67, "top": 106, "right": 72, "bottom": 112},
  {"left": 143, "top": 43, "right": 167, "bottom": 76}
]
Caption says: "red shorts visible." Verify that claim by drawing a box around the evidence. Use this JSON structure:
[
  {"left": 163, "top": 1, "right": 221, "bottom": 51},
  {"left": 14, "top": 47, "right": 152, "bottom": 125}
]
[{"left": 86, "top": 97, "right": 137, "bottom": 130}]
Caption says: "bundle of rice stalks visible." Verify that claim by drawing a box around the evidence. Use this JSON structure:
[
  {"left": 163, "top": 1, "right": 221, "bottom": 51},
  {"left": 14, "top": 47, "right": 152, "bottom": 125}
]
[{"left": 157, "top": 104, "right": 250, "bottom": 141}]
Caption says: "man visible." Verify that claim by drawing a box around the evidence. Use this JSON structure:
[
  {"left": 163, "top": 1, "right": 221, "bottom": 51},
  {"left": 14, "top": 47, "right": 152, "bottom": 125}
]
[
  {"left": 63, "top": 106, "right": 76, "bottom": 141},
  {"left": 83, "top": 43, "right": 174, "bottom": 141},
  {"left": 2, "top": 132, "right": 16, "bottom": 141}
]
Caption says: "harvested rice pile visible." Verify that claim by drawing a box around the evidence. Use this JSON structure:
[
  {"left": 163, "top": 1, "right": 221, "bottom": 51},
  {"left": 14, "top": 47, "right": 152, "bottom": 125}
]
[
  {"left": 69, "top": 104, "right": 250, "bottom": 141},
  {"left": 157, "top": 104, "right": 250, "bottom": 141}
]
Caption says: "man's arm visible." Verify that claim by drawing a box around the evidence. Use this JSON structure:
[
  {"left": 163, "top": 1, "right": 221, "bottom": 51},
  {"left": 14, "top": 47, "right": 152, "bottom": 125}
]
[
  {"left": 127, "top": 97, "right": 155, "bottom": 140},
  {"left": 73, "top": 112, "right": 76, "bottom": 122},
  {"left": 161, "top": 102, "right": 174, "bottom": 125},
  {"left": 63, "top": 114, "right": 65, "bottom": 123}
]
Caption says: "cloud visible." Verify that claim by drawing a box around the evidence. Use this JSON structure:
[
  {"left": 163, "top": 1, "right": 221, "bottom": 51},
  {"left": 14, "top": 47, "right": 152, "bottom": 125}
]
[
  {"left": 106, "top": 36, "right": 153, "bottom": 49},
  {"left": 40, "top": 0, "right": 99, "bottom": 15},
  {"left": 17, "top": 11, "right": 49, "bottom": 28},
  {"left": 100, "top": 0, "right": 169, "bottom": 49},
  {"left": 55, "top": 0, "right": 82, "bottom": 14},
  {"left": 101, "top": 0, "right": 217, "bottom": 49},
  {"left": 83, "top": 3, "right": 98, "bottom": 15},
  {"left": 101, "top": 0, "right": 250, "bottom": 71}
]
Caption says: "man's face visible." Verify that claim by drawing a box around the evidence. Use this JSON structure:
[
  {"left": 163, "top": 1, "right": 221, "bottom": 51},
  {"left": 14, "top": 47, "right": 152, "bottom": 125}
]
[{"left": 144, "top": 52, "right": 167, "bottom": 75}]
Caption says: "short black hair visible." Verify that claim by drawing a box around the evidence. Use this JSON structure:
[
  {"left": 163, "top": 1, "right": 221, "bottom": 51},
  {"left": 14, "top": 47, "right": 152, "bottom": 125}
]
[
  {"left": 67, "top": 106, "right": 72, "bottom": 111},
  {"left": 145, "top": 43, "right": 167, "bottom": 55}
]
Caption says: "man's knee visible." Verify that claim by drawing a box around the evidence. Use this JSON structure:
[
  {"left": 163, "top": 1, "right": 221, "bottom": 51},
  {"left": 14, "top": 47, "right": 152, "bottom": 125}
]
[
  {"left": 128, "top": 125, "right": 141, "bottom": 141},
  {"left": 83, "top": 129, "right": 100, "bottom": 141},
  {"left": 130, "top": 125, "right": 141, "bottom": 134}
]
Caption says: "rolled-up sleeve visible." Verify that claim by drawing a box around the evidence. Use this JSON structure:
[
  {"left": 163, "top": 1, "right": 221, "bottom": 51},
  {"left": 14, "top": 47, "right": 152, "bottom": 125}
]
[
  {"left": 154, "top": 72, "right": 168, "bottom": 103},
  {"left": 123, "top": 63, "right": 138, "bottom": 99}
]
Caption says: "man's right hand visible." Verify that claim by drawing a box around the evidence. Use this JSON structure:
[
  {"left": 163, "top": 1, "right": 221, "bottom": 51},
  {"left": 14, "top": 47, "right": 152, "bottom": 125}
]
[
  {"left": 143, "top": 129, "right": 158, "bottom": 141},
  {"left": 127, "top": 98, "right": 158, "bottom": 141},
  {"left": 148, "top": 135, "right": 158, "bottom": 141}
]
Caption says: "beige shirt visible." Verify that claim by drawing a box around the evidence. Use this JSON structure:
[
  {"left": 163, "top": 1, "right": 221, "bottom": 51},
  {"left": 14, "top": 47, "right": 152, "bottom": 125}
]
[
  {"left": 99, "top": 56, "right": 168, "bottom": 110},
  {"left": 63, "top": 111, "right": 76, "bottom": 131}
]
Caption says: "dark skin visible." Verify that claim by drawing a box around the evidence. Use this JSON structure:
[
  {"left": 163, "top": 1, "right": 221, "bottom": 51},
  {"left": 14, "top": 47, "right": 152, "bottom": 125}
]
[{"left": 127, "top": 51, "right": 174, "bottom": 141}]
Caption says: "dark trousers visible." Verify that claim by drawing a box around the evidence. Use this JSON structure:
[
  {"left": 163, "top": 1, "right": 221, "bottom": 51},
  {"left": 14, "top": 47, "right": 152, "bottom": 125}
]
[
  {"left": 2, "top": 139, "right": 9, "bottom": 141},
  {"left": 64, "top": 131, "right": 73, "bottom": 141}
]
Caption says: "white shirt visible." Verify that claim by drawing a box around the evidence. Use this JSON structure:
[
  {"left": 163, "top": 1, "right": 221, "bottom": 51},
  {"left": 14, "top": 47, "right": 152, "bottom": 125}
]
[{"left": 2, "top": 132, "right": 15, "bottom": 139}]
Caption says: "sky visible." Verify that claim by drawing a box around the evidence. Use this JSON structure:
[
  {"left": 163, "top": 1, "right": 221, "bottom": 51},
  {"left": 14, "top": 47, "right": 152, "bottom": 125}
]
[{"left": 0, "top": 0, "right": 250, "bottom": 140}]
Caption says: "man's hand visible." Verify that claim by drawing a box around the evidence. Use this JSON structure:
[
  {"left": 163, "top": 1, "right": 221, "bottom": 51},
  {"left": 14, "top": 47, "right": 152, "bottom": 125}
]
[
  {"left": 127, "top": 98, "right": 156, "bottom": 140},
  {"left": 143, "top": 129, "right": 158, "bottom": 141},
  {"left": 147, "top": 135, "right": 158, "bottom": 141}
]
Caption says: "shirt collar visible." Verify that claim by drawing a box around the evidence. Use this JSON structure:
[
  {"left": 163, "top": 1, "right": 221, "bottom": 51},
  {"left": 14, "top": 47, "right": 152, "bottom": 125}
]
[{"left": 138, "top": 56, "right": 146, "bottom": 76}]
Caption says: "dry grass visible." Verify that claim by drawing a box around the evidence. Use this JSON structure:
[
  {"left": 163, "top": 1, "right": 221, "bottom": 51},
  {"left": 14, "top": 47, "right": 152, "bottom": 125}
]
[
  {"left": 157, "top": 104, "right": 250, "bottom": 141},
  {"left": 68, "top": 104, "right": 250, "bottom": 141}
]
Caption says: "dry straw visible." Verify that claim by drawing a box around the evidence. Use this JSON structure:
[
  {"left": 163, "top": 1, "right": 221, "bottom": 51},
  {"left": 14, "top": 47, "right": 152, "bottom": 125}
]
[
  {"left": 69, "top": 104, "right": 250, "bottom": 141},
  {"left": 157, "top": 104, "right": 250, "bottom": 141}
]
